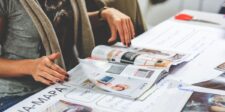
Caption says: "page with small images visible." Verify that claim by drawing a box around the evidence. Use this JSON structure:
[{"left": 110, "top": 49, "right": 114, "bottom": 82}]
[
  {"left": 91, "top": 45, "right": 189, "bottom": 70},
  {"left": 78, "top": 59, "right": 166, "bottom": 100}
]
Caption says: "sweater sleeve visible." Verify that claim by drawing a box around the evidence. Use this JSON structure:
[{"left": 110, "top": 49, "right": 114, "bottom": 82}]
[
  {"left": 85, "top": 0, "right": 106, "bottom": 11},
  {"left": 0, "top": 0, "right": 6, "bottom": 54},
  {"left": 0, "top": 0, "right": 7, "bottom": 16}
]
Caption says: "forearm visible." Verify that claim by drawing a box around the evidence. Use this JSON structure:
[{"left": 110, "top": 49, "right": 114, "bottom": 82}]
[
  {"left": 88, "top": 11, "right": 104, "bottom": 28},
  {"left": 0, "top": 58, "right": 34, "bottom": 77}
]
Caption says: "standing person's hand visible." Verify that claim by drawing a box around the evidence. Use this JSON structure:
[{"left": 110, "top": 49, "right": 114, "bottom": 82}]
[
  {"left": 30, "top": 53, "right": 68, "bottom": 85},
  {"left": 101, "top": 8, "right": 135, "bottom": 47}
]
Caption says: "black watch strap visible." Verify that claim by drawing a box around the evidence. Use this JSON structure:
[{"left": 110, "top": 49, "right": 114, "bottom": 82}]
[{"left": 98, "top": 7, "right": 107, "bottom": 21}]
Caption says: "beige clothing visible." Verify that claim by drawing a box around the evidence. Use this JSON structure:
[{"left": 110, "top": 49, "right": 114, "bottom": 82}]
[
  {"left": 86, "top": 0, "right": 147, "bottom": 45},
  {"left": 99, "top": 0, "right": 147, "bottom": 34},
  {"left": 19, "top": 0, "right": 147, "bottom": 69},
  {"left": 19, "top": 0, "right": 95, "bottom": 69}
]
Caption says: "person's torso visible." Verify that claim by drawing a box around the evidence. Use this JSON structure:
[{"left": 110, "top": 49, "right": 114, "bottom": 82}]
[
  {"left": 38, "top": 0, "right": 78, "bottom": 70},
  {"left": 0, "top": 0, "right": 46, "bottom": 97}
]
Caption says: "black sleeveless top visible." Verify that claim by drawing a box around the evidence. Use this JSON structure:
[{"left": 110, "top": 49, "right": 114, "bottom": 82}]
[{"left": 38, "top": 0, "right": 77, "bottom": 70}]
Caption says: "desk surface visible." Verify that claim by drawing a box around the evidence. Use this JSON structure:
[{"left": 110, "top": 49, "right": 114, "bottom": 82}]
[{"left": 6, "top": 10, "right": 225, "bottom": 112}]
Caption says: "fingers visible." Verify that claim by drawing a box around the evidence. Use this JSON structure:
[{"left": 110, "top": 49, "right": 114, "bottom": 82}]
[
  {"left": 115, "top": 21, "right": 125, "bottom": 45},
  {"left": 35, "top": 76, "right": 53, "bottom": 85},
  {"left": 108, "top": 25, "right": 117, "bottom": 45},
  {"left": 45, "top": 53, "right": 68, "bottom": 80},
  {"left": 128, "top": 19, "right": 135, "bottom": 38},
  {"left": 48, "top": 52, "right": 60, "bottom": 61},
  {"left": 32, "top": 53, "right": 69, "bottom": 85},
  {"left": 42, "top": 65, "right": 68, "bottom": 81},
  {"left": 39, "top": 71, "right": 61, "bottom": 85},
  {"left": 45, "top": 60, "right": 68, "bottom": 76},
  {"left": 35, "top": 73, "right": 60, "bottom": 86},
  {"left": 104, "top": 8, "right": 135, "bottom": 47},
  {"left": 121, "top": 19, "right": 130, "bottom": 47},
  {"left": 116, "top": 18, "right": 132, "bottom": 47}
]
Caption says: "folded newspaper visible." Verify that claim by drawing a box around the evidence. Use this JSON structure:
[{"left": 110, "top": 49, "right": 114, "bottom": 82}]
[{"left": 77, "top": 44, "right": 190, "bottom": 100}]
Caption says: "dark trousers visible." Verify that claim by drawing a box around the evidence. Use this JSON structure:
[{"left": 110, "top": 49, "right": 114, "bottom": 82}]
[{"left": 0, "top": 94, "right": 32, "bottom": 112}]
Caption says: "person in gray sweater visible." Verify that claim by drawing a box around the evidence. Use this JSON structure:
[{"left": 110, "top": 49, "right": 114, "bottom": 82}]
[{"left": 0, "top": 0, "right": 140, "bottom": 111}]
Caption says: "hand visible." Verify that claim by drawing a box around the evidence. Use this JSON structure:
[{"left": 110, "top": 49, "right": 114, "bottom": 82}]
[
  {"left": 30, "top": 53, "right": 68, "bottom": 85},
  {"left": 101, "top": 8, "right": 135, "bottom": 47}
]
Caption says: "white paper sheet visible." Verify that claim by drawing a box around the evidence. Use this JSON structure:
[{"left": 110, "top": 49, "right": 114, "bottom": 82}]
[
  {"left": 132, "top": 20, "right": 225, "bottom": 84},
  {"left": 132, "top": 20, "right": 225, "bottom": 60}
]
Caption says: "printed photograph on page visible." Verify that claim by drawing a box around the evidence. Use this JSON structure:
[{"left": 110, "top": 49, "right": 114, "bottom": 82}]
[
  {"left": 194, "top": 73, "right": 225, "bottom": 91},
  {"left": 215, "top": 62, "right": 225, "bottom": 72},
  {"left": 91, "top": 45, "right": 187, "bottom": 67},
  {"left": 79, "top": 74, "right": 151, "bottom": 99},
  {"left": 43, "top": 100, "right": 93, "bottom": 112},
  {"left": 182, "top": 92, "right": 225, "bottom": 112},
  {"left": 112, "top": 43, "right": 187, "bottom": 62}
]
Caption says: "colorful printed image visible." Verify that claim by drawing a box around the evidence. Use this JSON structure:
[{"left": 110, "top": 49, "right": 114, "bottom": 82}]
[
  {"left": 120, "top": 52, "right": 140, "bottom": 64},
  {"left": 139, "top": 49, "right": 171, "bottom": 56},
  {"left": 97, "top": 76, "right": 129, "bottom": 91},
  {"left": 106, "top": 64, "right": 127, "bottom": 74},
  {"left": 43, "top": 100, "right": 93, "bottom": 112},
  {"left": 194, "top": 73, "right": 225, "bottom": 91},
  {"left": 154, "top": 59, "right": 171, "bottom": 68},
  {"left": 216, "top": 62, "right": 225, "bottom": 72},
  {"left": 182, "top": 92, "right": 225, "bottom": 112},
  {"left": 134, "top": 69, "right": 154, "bottom": 78}
]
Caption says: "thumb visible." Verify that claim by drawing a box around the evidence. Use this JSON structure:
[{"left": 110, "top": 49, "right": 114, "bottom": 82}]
[
  {"left": 108, "top": 26, "right": 117, "bottom": 44},
  {"left": 48, "top": 52, "right": 61, "bottom": 61}
]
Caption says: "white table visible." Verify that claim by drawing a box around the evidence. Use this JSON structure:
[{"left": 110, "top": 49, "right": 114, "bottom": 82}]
[{"left": 6, "top": 10, "right": 225, "bottom": 112}]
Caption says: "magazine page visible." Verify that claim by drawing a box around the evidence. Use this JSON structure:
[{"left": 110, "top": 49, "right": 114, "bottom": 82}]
[
  {"left": 78, "top": 59, "right": 165, "bottom": 100},
  {"left": 131, "top": 20, "right": 223, "bottom": 60},
  {"left": 181, "top": 92, "right": 225, "bottom": 112},
  {"left": 43, "top": 100, "right": 96, "bottom": 112},
  {"left": 91, "top": 45, "right": 188, "bottom": 70},
  {"left": 194, "top": 73, "right": 225, "bottom": 91}
]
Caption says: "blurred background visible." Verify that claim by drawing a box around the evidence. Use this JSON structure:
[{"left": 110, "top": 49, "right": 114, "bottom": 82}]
[{"left": 138, "top": 0, "right": 225, "bottom": 28}]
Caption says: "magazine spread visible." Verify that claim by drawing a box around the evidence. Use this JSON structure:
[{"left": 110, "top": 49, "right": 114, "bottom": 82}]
[
  {"left": 74, "top": 44, "right": 190, "bottom": 100},
  {"left": 91, "top": 44, "right": 189, "bottom": 69},
  {"left": 79, "top": 59, "right": 166, "bottom": 100}
]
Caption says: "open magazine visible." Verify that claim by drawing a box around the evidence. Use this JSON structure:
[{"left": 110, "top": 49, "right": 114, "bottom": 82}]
[
  {"left": 75, "top": 44, "right": 191, "bottom": 100},
  {"left": 79, "top": 59, "right": 167, "bottom": 100},
  {"left": 91, "top": 44, "right": 190, "bottom": 70}
]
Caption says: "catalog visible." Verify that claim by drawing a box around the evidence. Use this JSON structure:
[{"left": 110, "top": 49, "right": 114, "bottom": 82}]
[{"left": 75, "top": 44, "right": 190, "bottom": 100}]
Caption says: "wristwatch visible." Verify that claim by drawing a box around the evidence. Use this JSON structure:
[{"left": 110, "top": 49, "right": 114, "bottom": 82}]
[{"left": 98, "top": 7, "right": 108, "bottom": 21}]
